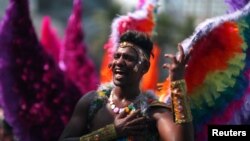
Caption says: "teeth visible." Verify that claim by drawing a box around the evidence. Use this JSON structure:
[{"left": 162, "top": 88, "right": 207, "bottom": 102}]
[
  {"left": 116, "top": 74, "right": 123, "bottom": 79},
  {"left": 115, "top": 70, "right": 124, "bottom": 73}
]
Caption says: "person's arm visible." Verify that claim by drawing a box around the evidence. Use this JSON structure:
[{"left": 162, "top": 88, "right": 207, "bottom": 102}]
[
  {"left": 59, "top": 91, "right": 146, "bottom": 141},
  {"left": 149, "top": 79, "right": 194, "bottom": 141},
  {"left": 147, "top": 93, "right": 193, "bottom": 141},
  {"left": 59, "top": 91, "right": 96, "bottom": 141},
  {"left": 158, "top": 44, "right": 194, "bottom": 141},
  {"left": 151, "top": 107, "right": 194, "bottom": 141}
]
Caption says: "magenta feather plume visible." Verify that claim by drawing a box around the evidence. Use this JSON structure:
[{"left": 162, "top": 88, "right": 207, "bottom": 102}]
[
  {"left": 62, "top": 0, "right": 99, "bottom": 93},
  {"left": 40, "top": 0, "right": 99, "bottom": 94},
  {"left": 40, "top": 16, "right": 62, "bottom": 63},
  {"left": 0, "top": 0, "right": 82, "bottom": 140}
]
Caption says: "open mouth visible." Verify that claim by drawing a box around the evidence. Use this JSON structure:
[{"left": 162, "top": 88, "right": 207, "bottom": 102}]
[{"left": 114, "top": 69, "right": 127, "bottom": 79}]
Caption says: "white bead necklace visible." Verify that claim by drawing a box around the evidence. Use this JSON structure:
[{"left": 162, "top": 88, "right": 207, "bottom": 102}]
[{"left": 108, "top": 92, "right": 142, "bottom": 114}]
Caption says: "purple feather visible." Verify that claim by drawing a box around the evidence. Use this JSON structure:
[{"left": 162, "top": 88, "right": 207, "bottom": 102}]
[
  {"left": 225, "top": 0, "right": 250, "bottom": 12},
  {"left": 0, "top": 0, "right": 82, "bottom": 140}
]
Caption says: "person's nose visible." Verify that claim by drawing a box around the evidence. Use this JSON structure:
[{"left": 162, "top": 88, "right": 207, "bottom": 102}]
[{"left": 115, "top": 56, "right": 125, "bottom": 66}]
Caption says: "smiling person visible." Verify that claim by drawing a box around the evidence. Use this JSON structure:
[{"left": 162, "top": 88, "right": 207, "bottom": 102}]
[{"left": 59, "top": 30, "right": 194, "bottom": 141}]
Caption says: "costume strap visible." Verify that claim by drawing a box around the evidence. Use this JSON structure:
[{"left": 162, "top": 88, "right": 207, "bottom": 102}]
[
  {"left": 148, "top": 100, "right": 171, "bottom": 110},
  {"left": 87, "top": 90, "right": 111, "bottom": 129}
]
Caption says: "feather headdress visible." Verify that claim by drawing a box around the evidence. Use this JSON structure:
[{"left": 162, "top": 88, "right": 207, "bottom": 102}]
[{"left": 100, "top": 0, "right": 160, "bottom": 92}]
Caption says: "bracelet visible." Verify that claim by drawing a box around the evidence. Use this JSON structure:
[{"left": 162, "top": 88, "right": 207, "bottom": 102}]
[
  {"left": 171, "top": 79, "right": 186, "bottom": 91},
  {"left": 171, "top": 79, "right": 192, "bottom": 124},
  {"left": 80, "top": 124, "right": 117, "bottom": 141}
]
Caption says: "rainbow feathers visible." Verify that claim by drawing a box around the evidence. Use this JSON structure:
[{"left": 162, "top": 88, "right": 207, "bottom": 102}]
[
  {"left": 178, "top": 2, "right": 250, "bottom": 141},
  {"left": 157, "top": 1, "right": 250, "bottom": 141}
]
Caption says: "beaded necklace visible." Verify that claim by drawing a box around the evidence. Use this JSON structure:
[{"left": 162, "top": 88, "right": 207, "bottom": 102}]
[
  {"left": 88, "top": 83, "right": 160, "bottom": 141},
  {"left": 108, "top": 92, "right": 139, "bottom": 114}
]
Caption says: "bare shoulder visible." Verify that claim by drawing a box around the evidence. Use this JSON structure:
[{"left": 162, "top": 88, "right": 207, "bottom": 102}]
[
  {"left": 59, "top": 91, "right": 99, "bottom": 140},
  {"left": 78, "top": 91, "right": 97, "bottom": 104},
  {"left": 73, "top": 91, "right": 98, "bottom": 113},
  {"left": 146, "top": 101, "right": 173, "bottom": 121}
]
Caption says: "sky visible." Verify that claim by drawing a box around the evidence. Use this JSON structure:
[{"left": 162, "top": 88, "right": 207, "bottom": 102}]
[{"left": 112, "top": 0, "right": 166, "bottom": 12}]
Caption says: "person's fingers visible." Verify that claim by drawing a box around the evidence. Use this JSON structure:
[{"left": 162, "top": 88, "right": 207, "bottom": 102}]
[
  {"left": 162, "top": 63, "right": 171, "bottom": 69},
  {"left": 177, "top": 44, "right": 185, "bottom": 62},
  {"left": 126, "top": 117, "right": 146, "bottom": 126},
  {"left": 117, "top": 110, "right": 129, "bottom": 119},
  {"left": 184, "top": 48, "right": 193, "bottom": 64},
  {"left": 188, "top": 47, "right": 194, "bottom": 56},
  {"left": 125, "top": 109, "right": 141, "bottom": 121},
  {"left": 164, "top": 54, "right": 177, "bottom": 64}
]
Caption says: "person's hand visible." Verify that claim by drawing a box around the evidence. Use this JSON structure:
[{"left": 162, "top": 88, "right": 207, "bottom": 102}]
[
  {"left": 163, "top": 44, "right": 192, "bottom": 81},
  {"left": 114, "top": 110, "right": 148, "bottom": 137}
]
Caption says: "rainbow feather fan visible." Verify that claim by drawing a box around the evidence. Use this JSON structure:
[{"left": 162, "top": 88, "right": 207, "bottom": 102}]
[
  {"left": 100, "top": 0, "right": 160, "bottom": 92},
  {"left": 158, "top": 1, "right": 250, "bottom": 141}
]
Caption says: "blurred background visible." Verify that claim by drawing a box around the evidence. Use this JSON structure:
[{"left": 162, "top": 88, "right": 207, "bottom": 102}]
[{"left": 0, "top": 0, "right": 228, "bottom": 81}]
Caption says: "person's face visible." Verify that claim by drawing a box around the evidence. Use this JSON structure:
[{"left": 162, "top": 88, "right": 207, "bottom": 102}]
[{"left": 112, "top": 46, "right": 143, "bottom": 87}]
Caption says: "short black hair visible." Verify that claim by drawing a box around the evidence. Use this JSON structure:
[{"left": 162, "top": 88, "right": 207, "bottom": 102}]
[{"left": 119, "top": 30, "right": 153, "bottom": 59}]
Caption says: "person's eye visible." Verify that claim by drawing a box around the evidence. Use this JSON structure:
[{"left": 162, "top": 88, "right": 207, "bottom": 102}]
[
  {"left": 125, "top": 55, "right": 136, "bottom": 62},
  {"left": 114, "top": 54, "right": 120, "bottom": 59}
]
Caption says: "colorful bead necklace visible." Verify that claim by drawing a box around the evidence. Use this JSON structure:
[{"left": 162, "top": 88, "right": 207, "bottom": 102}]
[{"left": 108, "top": 92, "right": 144, "bottom": 114}]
